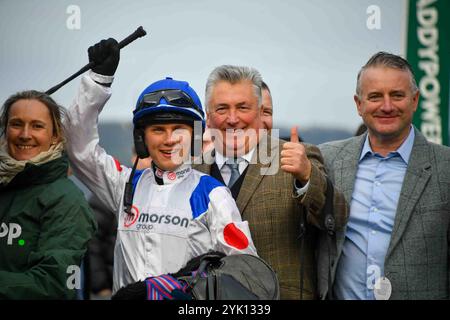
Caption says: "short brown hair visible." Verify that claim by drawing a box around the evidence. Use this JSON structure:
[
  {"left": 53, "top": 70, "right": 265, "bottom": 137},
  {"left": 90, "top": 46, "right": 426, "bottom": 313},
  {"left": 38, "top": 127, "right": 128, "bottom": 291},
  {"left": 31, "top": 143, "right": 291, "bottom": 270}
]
[{"left": 356, "top": 51, "right": 418, "bottom": 98}]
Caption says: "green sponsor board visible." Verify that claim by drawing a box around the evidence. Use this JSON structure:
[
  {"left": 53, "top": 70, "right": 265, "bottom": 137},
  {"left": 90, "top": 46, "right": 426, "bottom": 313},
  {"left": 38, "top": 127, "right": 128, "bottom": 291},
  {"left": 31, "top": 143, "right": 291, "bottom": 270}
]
[{"left": 407, "top": 0, "right": 449, "bottom": 146}]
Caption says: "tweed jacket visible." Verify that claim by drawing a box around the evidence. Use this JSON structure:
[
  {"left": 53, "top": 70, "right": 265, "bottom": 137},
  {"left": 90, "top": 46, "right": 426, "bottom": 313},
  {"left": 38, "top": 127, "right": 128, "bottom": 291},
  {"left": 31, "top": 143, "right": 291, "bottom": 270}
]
[
  {"left": 317, "top": 128, "right": 450, "bottom": 299},
  {"left": 194, "top": 134, "right": 348, "bottom": 299}
]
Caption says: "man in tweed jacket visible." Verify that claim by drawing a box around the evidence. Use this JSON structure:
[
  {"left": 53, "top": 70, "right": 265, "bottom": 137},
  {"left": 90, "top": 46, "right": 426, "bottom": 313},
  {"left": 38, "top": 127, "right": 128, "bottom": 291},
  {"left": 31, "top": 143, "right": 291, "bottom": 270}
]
[
  {"left": 194, "top": 65, "right": 348, "bottom": 299},
  {"left": 317, "top": 52, "right": 450, "bottom": 300}
]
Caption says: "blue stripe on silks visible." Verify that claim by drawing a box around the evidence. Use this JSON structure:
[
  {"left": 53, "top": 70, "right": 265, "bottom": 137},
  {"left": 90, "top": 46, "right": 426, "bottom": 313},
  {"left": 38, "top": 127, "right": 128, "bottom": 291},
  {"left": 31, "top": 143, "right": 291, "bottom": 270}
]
[
  {"left": 189, "top": 175, "right": 224, "bottom": 219},
  {"left": 131, "top": 169, "right": 145, "bottom": 195}
]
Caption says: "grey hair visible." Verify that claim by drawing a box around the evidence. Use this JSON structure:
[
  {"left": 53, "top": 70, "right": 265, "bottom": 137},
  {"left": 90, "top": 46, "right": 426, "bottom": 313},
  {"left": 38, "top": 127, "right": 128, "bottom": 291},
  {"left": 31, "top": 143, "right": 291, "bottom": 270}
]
[
  {"left": 205, "top": 65, "right": 263, "bottom": 110},
  {"left": 356, "top": 51, "right": 419, "bottom": 98}
]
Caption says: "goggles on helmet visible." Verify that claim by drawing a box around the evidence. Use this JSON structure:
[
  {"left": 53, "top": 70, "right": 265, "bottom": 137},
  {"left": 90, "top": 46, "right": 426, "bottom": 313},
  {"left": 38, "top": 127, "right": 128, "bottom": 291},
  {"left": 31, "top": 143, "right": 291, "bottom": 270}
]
[{"left": 136, "top": 89, "right": 204, "bottom": 118}]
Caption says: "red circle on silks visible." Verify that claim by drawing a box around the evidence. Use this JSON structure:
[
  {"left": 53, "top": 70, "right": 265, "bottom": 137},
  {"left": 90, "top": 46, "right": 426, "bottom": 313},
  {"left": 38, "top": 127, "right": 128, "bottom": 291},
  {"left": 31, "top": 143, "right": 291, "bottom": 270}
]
[{"left": 223, "top": 223, "right": 249, "bottom": 250}]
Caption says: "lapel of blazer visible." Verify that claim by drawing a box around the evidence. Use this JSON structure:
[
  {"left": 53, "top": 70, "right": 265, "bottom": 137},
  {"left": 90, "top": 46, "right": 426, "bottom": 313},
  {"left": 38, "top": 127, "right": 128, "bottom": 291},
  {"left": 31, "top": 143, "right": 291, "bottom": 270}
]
[
  {"left": 385, "top": 129, "right": 432, "bottom": 259},
  {"left": 334, "top": 135, "right": 366, "bottom": 247},
  {"left": 236, "top": 133, "right": 279, "bottom": 214}
]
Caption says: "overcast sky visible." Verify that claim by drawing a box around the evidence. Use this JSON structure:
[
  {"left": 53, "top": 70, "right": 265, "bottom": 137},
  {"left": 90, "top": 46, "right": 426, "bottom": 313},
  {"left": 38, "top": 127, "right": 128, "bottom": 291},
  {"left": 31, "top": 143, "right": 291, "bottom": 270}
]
[{"left": 0, "top": 0, "right": 406, "bottom": 132}]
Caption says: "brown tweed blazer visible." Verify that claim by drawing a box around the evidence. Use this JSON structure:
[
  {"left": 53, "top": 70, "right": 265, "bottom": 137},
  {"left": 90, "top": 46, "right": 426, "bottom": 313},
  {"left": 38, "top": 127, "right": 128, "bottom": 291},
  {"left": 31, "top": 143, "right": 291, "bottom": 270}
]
[{"left": 193, "top": 134, "right": 348, "bottom": 299}]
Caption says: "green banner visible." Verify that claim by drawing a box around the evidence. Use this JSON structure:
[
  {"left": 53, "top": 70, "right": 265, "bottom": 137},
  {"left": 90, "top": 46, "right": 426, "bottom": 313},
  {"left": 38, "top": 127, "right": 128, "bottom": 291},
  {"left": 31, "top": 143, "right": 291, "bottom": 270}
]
[{"left": 407, "top": 0, "right": 449, "bottom": 146}]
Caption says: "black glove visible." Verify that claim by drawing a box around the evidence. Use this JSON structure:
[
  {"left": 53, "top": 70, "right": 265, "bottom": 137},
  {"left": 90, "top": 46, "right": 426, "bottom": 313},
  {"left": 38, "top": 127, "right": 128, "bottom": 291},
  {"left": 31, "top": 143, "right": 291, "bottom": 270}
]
[
  {"left": 88, "top": 38, "right": 120, "bottom": 76},
  {"left": 111, "top": 281, "right": 146, "bottom": 300}
]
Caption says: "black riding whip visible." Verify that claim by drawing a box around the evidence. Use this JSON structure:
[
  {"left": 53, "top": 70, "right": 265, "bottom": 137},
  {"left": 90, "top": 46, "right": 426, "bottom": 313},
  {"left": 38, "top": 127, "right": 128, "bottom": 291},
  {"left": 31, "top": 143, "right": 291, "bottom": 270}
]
[{"left": 45, "top": 26, "right": 147, "bottom": 95}]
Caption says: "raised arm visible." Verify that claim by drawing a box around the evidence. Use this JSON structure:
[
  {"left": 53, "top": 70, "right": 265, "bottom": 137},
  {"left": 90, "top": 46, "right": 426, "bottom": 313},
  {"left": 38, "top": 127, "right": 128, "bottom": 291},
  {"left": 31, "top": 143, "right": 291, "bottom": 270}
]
[{"left": 64, "top": 39, "right": 131, "bottom": 214}]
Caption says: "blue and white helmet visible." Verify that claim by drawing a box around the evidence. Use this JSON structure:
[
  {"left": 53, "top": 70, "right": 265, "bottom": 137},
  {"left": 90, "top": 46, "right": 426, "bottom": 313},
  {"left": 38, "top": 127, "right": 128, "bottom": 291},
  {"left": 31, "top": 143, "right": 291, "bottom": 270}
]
[{"left": 133, "top": 77, "right": 205, "bottom": 128}]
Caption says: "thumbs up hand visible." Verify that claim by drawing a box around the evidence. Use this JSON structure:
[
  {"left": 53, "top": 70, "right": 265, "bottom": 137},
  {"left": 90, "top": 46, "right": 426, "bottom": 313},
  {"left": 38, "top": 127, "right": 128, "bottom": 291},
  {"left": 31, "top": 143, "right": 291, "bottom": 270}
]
[{"left": 280, "top": 126, "right": 311, "bottom": 184}]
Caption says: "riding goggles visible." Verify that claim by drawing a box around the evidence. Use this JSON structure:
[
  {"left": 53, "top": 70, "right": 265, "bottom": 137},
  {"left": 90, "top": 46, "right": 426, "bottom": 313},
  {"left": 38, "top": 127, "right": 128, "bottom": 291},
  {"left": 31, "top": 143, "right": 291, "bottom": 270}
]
[{"left": 136, "top": 89, "right": 204, "bottom": 117}]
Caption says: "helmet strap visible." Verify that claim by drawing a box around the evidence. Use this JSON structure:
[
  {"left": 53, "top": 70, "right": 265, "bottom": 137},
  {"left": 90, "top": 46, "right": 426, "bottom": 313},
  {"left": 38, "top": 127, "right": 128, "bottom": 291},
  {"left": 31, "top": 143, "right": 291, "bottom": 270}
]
[
  {"left": 123, "top": 156, "right": 140, "bottom": 214},
  {"left": 133, "top": 128, "right": 150, "bottom": 159}
]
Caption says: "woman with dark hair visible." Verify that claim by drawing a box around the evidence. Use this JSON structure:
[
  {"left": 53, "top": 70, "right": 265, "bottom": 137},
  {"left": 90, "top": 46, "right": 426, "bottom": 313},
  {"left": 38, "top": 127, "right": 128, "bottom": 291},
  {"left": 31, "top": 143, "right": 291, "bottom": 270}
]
[{"left": 0, "top": 90, "right": 96, "bottom": 299}]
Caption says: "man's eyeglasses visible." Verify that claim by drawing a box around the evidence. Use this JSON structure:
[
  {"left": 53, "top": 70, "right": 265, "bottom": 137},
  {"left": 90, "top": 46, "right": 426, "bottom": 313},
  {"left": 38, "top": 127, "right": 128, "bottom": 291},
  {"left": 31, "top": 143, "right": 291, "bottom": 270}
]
[{"left": 137, "top": 89, "right": 204, "bottom": 116}]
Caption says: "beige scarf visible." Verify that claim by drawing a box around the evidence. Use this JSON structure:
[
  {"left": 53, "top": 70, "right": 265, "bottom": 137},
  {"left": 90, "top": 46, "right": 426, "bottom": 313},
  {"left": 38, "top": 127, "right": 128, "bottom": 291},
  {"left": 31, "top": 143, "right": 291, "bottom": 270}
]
[{"left": 0, "top": 140, "right": 64, "bottom": 185}]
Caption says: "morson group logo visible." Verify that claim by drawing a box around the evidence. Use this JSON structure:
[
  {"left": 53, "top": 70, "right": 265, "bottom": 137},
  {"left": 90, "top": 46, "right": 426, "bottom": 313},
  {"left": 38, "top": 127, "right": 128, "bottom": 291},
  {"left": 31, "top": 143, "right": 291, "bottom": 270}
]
[
  {"left": 124, "top": 205, "right": 140, "bottom": 228},
  {"left": 123, "top": 205, "right": 189, "bottom": 232},
  {"left": 167, "top": 172, "right": 176, "bottom": 180}
]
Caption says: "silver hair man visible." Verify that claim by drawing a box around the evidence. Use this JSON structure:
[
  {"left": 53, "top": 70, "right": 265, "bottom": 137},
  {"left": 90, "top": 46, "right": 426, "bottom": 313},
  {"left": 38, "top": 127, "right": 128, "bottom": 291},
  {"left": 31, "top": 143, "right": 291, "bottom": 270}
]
[{"left": 205, "top": 65, "right": 263, "bottom": 111}]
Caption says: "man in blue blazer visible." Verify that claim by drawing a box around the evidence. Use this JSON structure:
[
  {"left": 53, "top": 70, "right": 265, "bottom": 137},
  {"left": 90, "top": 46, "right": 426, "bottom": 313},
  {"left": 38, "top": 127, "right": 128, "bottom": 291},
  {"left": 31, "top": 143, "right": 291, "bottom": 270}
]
[{"left": 318, "top": 52, "right": 450, "bottom": 300}]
